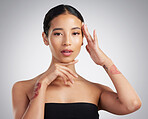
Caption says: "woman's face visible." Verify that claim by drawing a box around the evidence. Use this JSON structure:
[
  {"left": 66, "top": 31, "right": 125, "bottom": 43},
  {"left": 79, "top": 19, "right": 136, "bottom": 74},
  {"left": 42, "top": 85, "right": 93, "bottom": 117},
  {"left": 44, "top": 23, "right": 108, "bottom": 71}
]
[{"left": 45, "top": 14, "right": 83, "bottom": 63}]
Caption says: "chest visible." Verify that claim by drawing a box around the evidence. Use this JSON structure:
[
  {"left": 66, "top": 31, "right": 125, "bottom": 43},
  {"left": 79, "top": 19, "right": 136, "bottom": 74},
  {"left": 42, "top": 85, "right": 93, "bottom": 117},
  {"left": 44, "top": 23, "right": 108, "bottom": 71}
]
[{"left": 44, "top": 81, "right": 101, "bottom": 106}]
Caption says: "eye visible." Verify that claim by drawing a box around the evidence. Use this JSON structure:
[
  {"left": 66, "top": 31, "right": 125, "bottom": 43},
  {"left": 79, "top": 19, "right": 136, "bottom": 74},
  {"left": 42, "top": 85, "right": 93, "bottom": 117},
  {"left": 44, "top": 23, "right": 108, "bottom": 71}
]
[
  {"left": 72, "top": 32, "right": 80, "bottom": 35},
  {"left": 54, "top": 33, "right": 62, "bottom": 36}
]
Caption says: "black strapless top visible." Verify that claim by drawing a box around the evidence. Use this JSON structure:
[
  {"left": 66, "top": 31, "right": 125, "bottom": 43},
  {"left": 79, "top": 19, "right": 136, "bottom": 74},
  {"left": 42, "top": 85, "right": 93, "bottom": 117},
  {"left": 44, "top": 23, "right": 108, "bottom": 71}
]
[{"left": 44, "top": 102, "right": 99, "bottom": 119}]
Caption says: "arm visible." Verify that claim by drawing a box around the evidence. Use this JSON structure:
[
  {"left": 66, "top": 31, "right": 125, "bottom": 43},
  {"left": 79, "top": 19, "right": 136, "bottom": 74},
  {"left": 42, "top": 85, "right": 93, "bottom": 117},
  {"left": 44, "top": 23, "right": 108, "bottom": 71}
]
[
  {"left": 81, "top": 23, "right": 142, "bottom": 115},
  {"left": 12, "top": 60, "right": 79, "bottom": 119},
  {"left": 98, "top": 58, "right": 142, "bottom": 115},
  {"left": 12, "top": 80, "right": 48, "bottom": 119}
]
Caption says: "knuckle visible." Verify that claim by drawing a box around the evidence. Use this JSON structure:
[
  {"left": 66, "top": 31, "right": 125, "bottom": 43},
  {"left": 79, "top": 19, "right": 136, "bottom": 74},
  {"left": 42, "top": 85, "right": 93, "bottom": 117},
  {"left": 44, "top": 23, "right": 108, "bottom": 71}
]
[
  {"left": 55, "top": 63, "right": 59, "bottom": 67},
  {"left": 54, "top": 68, "right": 59, "bottom": 75},
  {"left": 63, "top": 74, "right": 67, "bottom": 78},
  {"left": 55, "top": 65, "right": 60, "bottom": 70}
]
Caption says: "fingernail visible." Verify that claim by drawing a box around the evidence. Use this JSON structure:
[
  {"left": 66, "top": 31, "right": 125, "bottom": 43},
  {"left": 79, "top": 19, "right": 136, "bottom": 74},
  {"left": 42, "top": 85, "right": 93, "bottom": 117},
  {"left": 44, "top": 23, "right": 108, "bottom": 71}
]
[
  {"left": 86, "top": 26, "right": 88, "bottom": 30},
  {"left": 72, "top": 80, "right": 74, "bottom": 84}
]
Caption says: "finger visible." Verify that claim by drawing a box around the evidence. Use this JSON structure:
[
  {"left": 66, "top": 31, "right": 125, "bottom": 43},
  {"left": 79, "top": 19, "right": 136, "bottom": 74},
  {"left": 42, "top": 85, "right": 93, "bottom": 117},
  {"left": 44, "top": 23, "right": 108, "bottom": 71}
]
[
  {"left": 58, "top": 71, "right": 69, "bottom": 85},
  {"left": 81, "top": 23, "right": 84, "bottom": 37},
  {"left": 58, "top": 65, "right": 78, "bottom": 78},
  {"left": 93, "top": 29, "right": 98, "bottom": 43},
  {"left": 82, "top": 22, "right": 84, "bottom": 26},
  {"left": 60, "top": 59, "right": 79, "bottom": 66},
  {"left": 86, "top": 45, "right": 91, "bottom": 54},
  {"left": 62, "top": 77, "right": 68, "bottom": 85},
  {"left": 57, "top": 68, "right": 71, "bottom": 85},
  {"left": 57, "top": 70, "right": 67, "bottom": 84},
  {"left": 83, "top": 25, "right": 92, "bottom": 42},
  {"left": 85, "top": 25, "right": 94, "bottom": 42},
  {"left": 82, "top": 24, "right": 93, "bottom": 43},
  {"left": 57, "top": 67, "right": 75, "bottom": 84}
]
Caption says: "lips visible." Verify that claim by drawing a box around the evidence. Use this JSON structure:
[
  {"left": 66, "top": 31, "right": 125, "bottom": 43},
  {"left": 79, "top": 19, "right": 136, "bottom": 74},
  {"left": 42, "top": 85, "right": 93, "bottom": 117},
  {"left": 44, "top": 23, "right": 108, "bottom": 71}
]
[
  {"left": 61, "top": 49, "right": 73, "bottom": 56},
  {"left": 61, "top": 49, "right": 73, "bottom": 53}
]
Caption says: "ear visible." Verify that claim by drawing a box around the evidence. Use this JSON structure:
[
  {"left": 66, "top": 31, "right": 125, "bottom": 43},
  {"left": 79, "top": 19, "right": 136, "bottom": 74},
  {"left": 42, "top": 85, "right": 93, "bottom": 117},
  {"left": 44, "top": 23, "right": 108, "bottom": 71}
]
[{"left": 42, "top": 32, "right": 49, "bottom": 46}]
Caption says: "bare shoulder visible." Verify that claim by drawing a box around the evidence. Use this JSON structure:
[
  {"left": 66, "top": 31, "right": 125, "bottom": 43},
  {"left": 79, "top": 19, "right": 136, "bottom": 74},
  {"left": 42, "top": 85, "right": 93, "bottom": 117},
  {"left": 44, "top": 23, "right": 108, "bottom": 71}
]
[
  {"left": 12, "top": 77, "right": 39, "bottom": 118},
  {"left": 78, "top": 75, "right": 113, "bottom": 92},
  {"left": 12, "top": 79, "right": 33, "bottom": 101},
  {"left": 12, "top": 74, "right": 41, "bottom": 101},
  {"left": 12, "top": 79, "right": 35, "bottom": 92},
  {"left": 84, "top": 79, "right": 113, "bottom": 93},
  {"left": 78, "top": 76, "right": 102, "bottom": 91},
  {"left": 12, "top": 79, "right": 32, "bottom": 87},
  {"left": 93, "top": 82, "right": 113, "bottom": 92},
  {"left": 12, "top": 72, "right": 44, "bottom": 92}
]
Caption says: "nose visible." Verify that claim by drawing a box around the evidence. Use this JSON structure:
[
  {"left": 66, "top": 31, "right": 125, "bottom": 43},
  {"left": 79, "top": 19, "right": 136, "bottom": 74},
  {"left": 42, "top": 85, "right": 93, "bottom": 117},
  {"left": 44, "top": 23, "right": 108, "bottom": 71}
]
[{"left": 62, "top": 34, "right": 71, "bottom": 46}]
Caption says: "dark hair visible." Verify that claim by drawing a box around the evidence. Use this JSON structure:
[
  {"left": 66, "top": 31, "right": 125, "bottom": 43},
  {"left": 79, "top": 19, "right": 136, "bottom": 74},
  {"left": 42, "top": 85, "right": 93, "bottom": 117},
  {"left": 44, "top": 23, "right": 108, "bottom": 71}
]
[{"left": 43, "top": 4, "right": 84, "bottom": 37}]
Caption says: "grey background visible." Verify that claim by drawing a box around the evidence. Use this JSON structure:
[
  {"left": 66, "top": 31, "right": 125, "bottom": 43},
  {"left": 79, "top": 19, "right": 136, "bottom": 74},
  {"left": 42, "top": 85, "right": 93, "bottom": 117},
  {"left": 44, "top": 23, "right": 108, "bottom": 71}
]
[{"left": 0, "top": 0, "right": 147, "bottom": 118}]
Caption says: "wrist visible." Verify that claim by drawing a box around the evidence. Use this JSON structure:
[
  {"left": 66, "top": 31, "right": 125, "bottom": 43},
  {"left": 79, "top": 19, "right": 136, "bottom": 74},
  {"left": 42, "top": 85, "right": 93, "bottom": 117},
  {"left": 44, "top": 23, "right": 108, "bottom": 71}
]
[
  {"left": 102, "top": 58, "right": 113, "bottom": 68},
  {"left": 38, "top": 77, "right": 50, "bottom": 89}
]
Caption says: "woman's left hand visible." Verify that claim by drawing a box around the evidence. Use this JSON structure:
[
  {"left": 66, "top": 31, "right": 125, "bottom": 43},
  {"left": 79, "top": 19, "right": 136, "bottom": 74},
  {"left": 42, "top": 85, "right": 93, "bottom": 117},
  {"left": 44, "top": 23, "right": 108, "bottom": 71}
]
[{"left": 81, "top": 23, "right": 109, "bottom": 66}]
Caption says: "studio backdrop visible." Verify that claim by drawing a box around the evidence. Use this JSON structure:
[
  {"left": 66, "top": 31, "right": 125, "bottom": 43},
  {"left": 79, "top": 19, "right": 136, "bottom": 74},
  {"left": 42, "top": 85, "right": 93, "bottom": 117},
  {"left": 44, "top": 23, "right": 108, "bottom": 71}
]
[{"left": 0, "top": 0, "right": 147, "bottom": 119}]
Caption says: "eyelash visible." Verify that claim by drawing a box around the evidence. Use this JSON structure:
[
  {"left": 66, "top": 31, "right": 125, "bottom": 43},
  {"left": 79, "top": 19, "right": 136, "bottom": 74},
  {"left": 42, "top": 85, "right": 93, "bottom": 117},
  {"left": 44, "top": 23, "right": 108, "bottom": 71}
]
[
  {"left": 54, "top": 33, "right": 62, "bottom": 36},
  {"left": 53, "top": 32, "right": 80, "bottom": 36},
  {"left": 73, "top": 32, "right": 80, "bottom": 35}
]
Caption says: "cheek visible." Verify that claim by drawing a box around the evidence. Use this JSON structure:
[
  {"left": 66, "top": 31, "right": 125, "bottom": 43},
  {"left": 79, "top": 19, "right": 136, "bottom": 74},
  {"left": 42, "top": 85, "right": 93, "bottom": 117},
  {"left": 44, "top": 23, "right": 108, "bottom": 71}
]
[
  {"left": 73, "top": 37, "right": 83, "bottom": 46},
  {"left": 72, "top": 35, "right": 83, "bottom": 42},
  {"left": 49, "top": 38, "right": 61, "bottom": 51}
]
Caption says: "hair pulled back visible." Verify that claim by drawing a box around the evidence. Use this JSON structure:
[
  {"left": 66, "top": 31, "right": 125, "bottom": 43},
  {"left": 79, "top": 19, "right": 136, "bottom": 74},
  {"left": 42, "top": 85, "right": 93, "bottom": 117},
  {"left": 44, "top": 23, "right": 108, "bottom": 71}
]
[{"left": 43, "top": 4, "right": 84, "bottom": 37}]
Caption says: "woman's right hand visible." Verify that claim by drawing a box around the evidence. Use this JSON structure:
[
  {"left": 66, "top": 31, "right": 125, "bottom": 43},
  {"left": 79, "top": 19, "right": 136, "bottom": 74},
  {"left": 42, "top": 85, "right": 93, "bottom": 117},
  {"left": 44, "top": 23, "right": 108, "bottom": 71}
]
[{"left": 39, "top": 59, "right": 79, "bottom": 87}]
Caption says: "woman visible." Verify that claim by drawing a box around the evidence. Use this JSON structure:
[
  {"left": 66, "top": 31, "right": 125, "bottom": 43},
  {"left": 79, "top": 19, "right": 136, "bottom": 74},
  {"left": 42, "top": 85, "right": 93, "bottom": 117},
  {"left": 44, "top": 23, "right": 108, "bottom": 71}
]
[{"left": 12, "top": 4, "right": 141, "bottom": 119}]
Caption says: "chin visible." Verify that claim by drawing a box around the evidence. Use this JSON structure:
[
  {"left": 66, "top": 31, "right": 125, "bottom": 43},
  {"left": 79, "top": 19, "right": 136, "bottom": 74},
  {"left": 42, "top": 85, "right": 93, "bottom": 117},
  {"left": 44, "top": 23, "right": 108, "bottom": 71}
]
[
  {"left": 53, "top": 51, "right": 80, "bottom": 63},
  {"left": 59, "top": 58, "right": 75, "bottom": 63}
]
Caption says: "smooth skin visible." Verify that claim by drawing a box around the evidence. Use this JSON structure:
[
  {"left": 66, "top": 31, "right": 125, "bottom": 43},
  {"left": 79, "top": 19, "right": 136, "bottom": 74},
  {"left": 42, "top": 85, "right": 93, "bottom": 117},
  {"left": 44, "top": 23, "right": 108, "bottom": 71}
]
[
  {"left": 12, "top": 13, "right": 141, "bottom": 119},
  {"left": 81, "top": 23, "right": 142, "bottom": 114}
]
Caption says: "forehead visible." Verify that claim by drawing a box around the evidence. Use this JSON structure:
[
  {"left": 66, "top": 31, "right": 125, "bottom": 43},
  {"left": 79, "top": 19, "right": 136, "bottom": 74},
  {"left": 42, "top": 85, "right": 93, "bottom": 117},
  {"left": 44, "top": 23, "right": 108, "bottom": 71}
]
[{"left": 50, "top": 14, "right": 82, "bottom": 29}]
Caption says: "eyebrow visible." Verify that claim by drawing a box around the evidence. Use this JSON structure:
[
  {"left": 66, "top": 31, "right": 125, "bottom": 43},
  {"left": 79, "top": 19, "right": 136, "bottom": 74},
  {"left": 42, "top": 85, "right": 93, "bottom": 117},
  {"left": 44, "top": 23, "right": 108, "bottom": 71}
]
[{"left": 52, "top": 27, "right": 80, "bottom": 32}]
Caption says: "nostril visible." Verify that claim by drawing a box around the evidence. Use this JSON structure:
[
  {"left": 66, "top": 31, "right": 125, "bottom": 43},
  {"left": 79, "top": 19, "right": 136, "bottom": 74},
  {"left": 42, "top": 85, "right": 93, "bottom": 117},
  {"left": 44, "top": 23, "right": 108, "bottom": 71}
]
[{"left": 63, "top": 43, "right": 71, "bottom": 46}]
